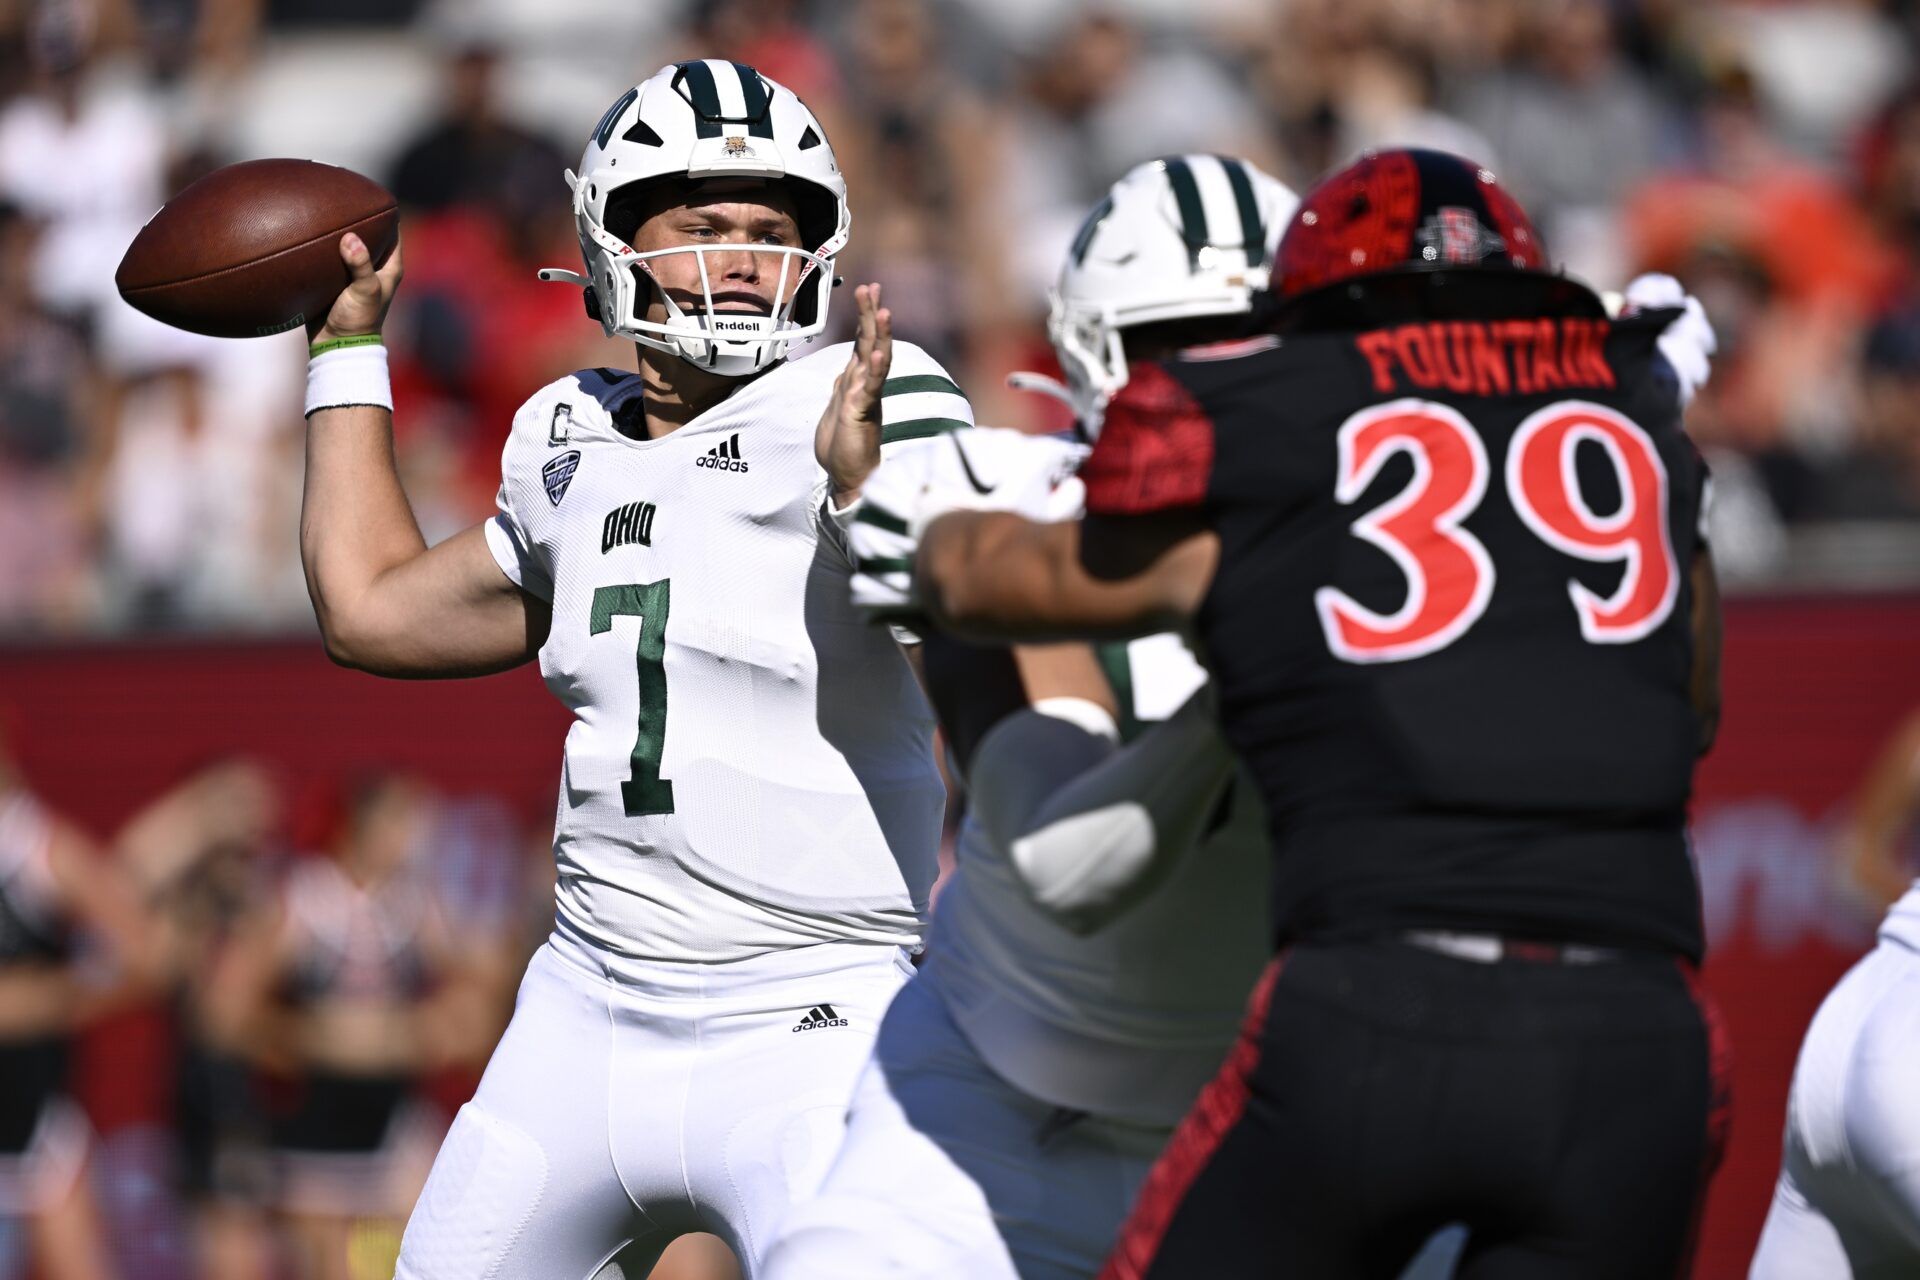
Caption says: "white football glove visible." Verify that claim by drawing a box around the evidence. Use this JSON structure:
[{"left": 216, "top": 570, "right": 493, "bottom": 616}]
[
  {"left": 847, "top": 428, "right": 1088, "bottom": 621},
  {"left": 1622, "top": 272, "right": 1717, "bottom": 408}
]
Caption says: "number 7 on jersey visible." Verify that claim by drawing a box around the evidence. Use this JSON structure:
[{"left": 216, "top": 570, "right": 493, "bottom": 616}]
[{"left": 590, "top": 582, "right": 676, "bottom": 816}]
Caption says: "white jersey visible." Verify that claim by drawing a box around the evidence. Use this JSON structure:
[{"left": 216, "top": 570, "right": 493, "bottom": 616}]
[
  {"left": 929, "top": 635, "right": 1272, "bottom": 1126},
  {"left": 484, "top": 344, "right": 968, "bottom": 963}
]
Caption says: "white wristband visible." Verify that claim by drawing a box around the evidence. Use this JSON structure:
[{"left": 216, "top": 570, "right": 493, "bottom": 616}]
[
  {"left": 825, "top": 488, "right": 864, "bottom": 536},
  {"left": 305, "top": 343, "right": 393, "bottom": 416},
  {"left": 1031, "top": 696, "right": 1122, "bottom": 746}
]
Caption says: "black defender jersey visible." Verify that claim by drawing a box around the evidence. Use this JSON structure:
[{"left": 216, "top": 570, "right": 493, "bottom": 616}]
[{"left": 1081, "top": 310, "right": 1709, "bottom": 959}]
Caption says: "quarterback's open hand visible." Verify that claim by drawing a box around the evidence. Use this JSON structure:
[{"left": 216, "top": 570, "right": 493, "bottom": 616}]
[
  {"left": 848, "top": 427, "right": 1089, "bottom": 621},
  {"left": 818, "top": 283, "right": 891, "bottom": 504},
  {"left": 309, "top": 231, "right": 403, "bottom": 345}
]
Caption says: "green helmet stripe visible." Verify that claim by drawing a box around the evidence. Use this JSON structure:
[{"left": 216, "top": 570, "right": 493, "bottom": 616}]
[
  {"left": 1161, "top": 156, "right": 1210, "bottom": 268},
  {"left": 1219, "top": 156, "right": 1267, "bottom": 269},
  {"left": 731, "top": 62, "right": 776, "bottom": 139},
  {"left": 593, "top": 87, "right": 638, "bottom": 150},
  {"left": 676, "top": 61, "right": 724, "bottom": 138},
  {"left": 1069, "top": 195, "right": 1115, "bottom": 267}
]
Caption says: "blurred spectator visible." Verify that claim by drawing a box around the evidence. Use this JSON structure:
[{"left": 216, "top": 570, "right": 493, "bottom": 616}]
[
  {"left": 0, "top": 0, "right": 168, "bottom": 324},
  {"left": 265, "top": 0, "right": 425, "bottom": 29},
  {"left": 1811, "top": 305, "right": 1920, "bottom": 522},
  {"left": 691, "top": 0, "right": 841, "bottom": 107},
  {"left": 202, "top": 774, "right": 502, "bottom": 1280},
  {"left": 130, "top": 0, "right": 263, "bottom": 83},
  {"left": 114, "top": 757, "right": 283, "bottom": 1280},
  {"left": 1627, "top": 62, "right": 1905, "bottom": 556},
  {"left": 1328, "top": 39, "right": 1494, "bottom": 167},
  {"left": 1632, "top": 63, "right": 1897, "bottom": 316},
  {"left": 1721, "top": 0, "right": 1908, "bottom": 161},
  {"left": 74, "top": 140, "right": 310, "bottom": 632},
  {"left": 1, "top": 0, "right": 1919, "bottom": 631},
  {"left": 827, "top": 0, "right": 1023, "bottom": 415},
  {"left": 1000, "top": 8, "right": 1274, "bottom": 314},
  {"left": 0, "top": 735, "right": 184, "bottom": 1280},
  {"left": 1458, "top": 0, "right": 1669, "bottom": 285},
  {"left": 1860, "top": 83, "right": 1920, "bottom": 289},
  {"left": 381, "top": 40, "right": 623, "bottom": 522},
  {"left": 0, "top": 201, "right": 93, "bottom": 628},
  {"left": 387, "top": 42, "right": 565, "bottom": 215}
]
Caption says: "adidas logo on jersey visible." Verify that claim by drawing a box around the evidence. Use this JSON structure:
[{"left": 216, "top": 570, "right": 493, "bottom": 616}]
[
  {"left": 696, "top": 433, "right": 749, "bottom": 473},
  {"left": 792, "top": 1004, "right": 847, "bottom": 1033}
]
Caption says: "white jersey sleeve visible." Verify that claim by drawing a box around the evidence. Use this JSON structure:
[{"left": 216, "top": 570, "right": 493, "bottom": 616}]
[
  {"left": 484, "top": 379, "right": 585, "bottom": 602},
  {"left": 877, "top": 344, "right": 975, "bottom": 450},
  {"left": 816, "top": 343, "right": 976, "bottom": 557}
]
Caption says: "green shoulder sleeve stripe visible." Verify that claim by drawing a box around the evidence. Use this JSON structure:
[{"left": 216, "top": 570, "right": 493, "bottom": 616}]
[
  {"left": 855, "top": 505, "right": 910, "bottom": 535},
  {"left": 882, "top": 374, "right": 965, "bottom": 400},
  {"left": 882, "top": 417, "right": 969, "bottom": 446}
]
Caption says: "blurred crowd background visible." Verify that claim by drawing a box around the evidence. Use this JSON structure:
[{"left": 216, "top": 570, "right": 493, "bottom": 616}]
[
  {"left": 1, "top": 1, "right": 1919, "bottom": 1278},
  {"left": 0, "top": 0, "right": 1917, "bottom": 636}
]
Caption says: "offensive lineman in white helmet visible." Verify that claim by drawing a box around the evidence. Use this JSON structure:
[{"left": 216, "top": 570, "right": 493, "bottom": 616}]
[
  {"left": 294, "top": 60, "right": 973, "bottom": 1277},
  {"left": 761, "top": 155, "right": 1291, "bottom": 1280}
]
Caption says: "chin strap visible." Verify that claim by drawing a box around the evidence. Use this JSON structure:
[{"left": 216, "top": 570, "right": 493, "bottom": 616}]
[{"left": 1007, "top": 371, "right": 1105, "bottom": 441}]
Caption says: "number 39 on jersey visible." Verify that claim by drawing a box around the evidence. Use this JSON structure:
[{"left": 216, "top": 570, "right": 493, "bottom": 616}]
[{"left": 1315, "top": 398, "right": 1681, "bottom": 664}]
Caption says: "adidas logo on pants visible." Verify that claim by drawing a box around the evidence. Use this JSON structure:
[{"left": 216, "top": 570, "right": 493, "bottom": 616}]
[{"left": 793, "top": 1004, "right": 847, "bottom": 1032}]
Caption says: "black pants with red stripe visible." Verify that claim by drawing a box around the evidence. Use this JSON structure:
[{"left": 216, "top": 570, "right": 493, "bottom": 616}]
[{"left": 1104, "top": 938, "right": 1731, "bottom": 1280}]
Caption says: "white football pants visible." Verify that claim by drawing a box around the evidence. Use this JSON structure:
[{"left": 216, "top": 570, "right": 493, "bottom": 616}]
[
  {"left": 395, "top": 927, "right": 914, "bottom": 1280},
  {"left": 1750, "top": 937, "right": 1920, "bottom": 1278},
  {"left": 761, "top": 970, "right": 1169, "bottom": 1280}
]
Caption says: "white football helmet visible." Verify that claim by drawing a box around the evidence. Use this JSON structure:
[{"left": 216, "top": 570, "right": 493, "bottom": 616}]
[
  {"left": 1017, "top": 155, "right": 1298, "bottom": 436},
  {"left": 539, "top": 61, "right": 850, "bottom": 378}
]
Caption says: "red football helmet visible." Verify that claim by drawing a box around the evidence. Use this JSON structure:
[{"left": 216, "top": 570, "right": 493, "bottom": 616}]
[{"left": 1272, "top": 149, "right": 1586, "bottom": 328}]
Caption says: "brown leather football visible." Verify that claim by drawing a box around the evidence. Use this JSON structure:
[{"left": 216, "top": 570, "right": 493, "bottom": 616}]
[{"left": 116, "top": 158, "right": 398, "bottom": 339}]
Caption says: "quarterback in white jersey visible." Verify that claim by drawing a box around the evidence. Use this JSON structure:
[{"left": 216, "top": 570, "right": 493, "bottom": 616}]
[
  {"left": 1751, "top": 715, "right": 1920, "bottom": 1279},
  {"left": 765, "top": 156, "right": 1288, "bottom": 1280},
  {"left": 294, "top": 60, "right": 968, "bottom": 1279}
]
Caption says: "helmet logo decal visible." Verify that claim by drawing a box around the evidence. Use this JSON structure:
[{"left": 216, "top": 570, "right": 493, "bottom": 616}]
[
  {"left": 725, "top": 136, "right": 751, "bottom": 157},
  {"left": 1418, "top": 207, "right": 1506, "bottom": 265}
]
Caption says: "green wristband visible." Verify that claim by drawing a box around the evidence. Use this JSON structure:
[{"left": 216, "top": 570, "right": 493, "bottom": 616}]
[{"left": 308, "top": 333, "right": 385, "bottom": 359}]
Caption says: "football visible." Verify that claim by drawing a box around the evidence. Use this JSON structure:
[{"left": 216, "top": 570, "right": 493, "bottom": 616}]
[{"left": 115, "top": 158, "right": 398, "bottom": 339}]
